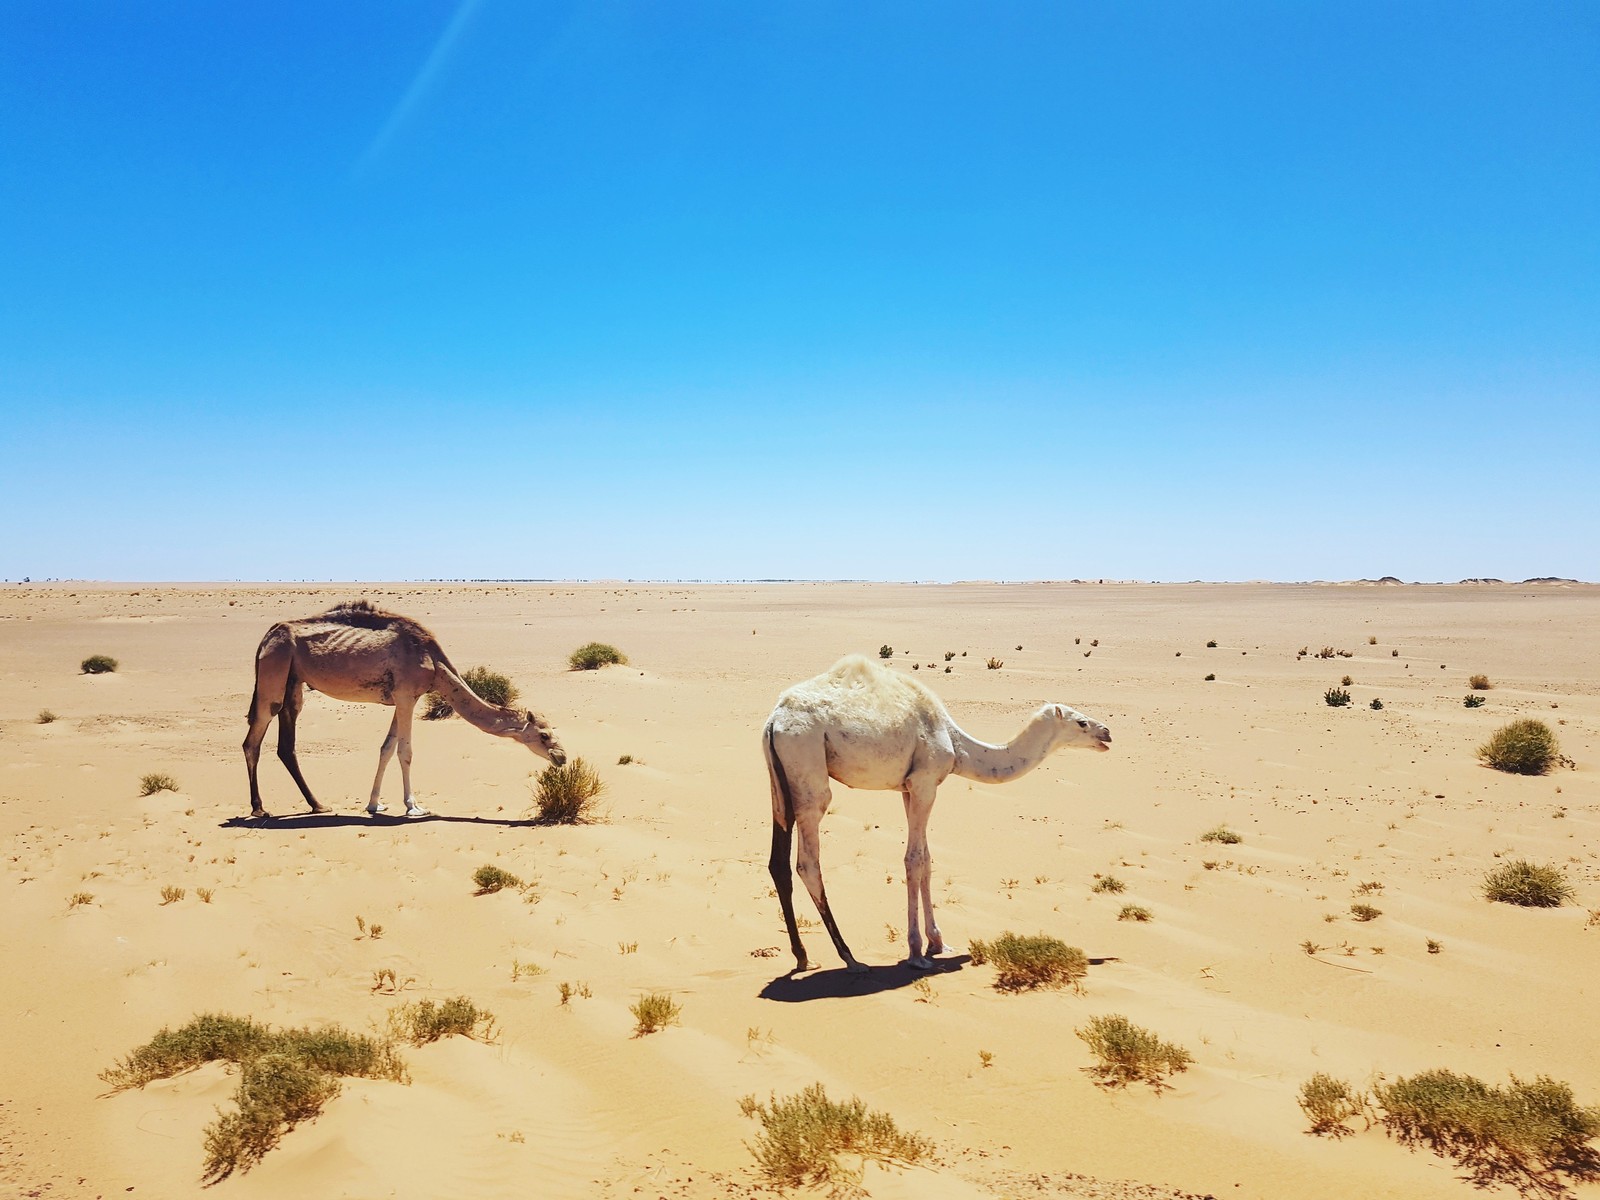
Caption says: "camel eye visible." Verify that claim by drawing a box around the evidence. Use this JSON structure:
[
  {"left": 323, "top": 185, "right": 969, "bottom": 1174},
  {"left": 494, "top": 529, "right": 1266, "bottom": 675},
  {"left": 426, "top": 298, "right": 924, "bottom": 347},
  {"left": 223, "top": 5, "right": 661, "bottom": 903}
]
[{"left": 1076, "top": 719, "right": 1087, "bottom": 728}]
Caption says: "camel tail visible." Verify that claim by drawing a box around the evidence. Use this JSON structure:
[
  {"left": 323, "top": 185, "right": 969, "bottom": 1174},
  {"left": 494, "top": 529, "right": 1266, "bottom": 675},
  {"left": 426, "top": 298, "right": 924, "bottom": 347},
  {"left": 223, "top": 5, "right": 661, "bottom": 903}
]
[{"left": 765, "top": 721, "right": 796, "bottom": 830}]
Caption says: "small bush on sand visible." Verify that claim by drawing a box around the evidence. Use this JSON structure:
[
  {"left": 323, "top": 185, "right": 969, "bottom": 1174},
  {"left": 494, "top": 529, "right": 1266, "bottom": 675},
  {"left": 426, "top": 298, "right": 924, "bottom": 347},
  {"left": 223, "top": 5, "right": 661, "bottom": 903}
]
[
  {"left": 1091, "top": 875, "right": 1126, "bottom": 894},
  {"left": 1299, "top": 1073, "right": 1369, "bottom": 1137},
  {"left": 1370, "top": 697, "right": 1384, "bottom": 710},
  {"left": 944, "top": 650, "right": 956, "bottom": 661},
  {"left": 387, "top": 996, "right": 497, "bottom": 1046},
  {"left": 739, "top": 1082, "right": 934, "bottom": 1194},
  {"left": 570, "top": 642, "right": 628, "bottom": 671},
  {"left": 967, "top": 932, "right": 1087, "bottom": 993},
  {"left": 37, "top": 709, "right": 57, "bottom": 724},
  {"left": 878, "top": 645, "right": 893, "bottom": 659},
  {"left": 1350, "top": 903, "right": 1381, "bottom": 922},
  {"left": 472, "top": 864, "right": 522, "bottom": 894},
  {"left": 139, "top": 772, "right": 178, "bottom": 796},
  {"left": 160, "top": 885, "right": 186, "bottom": 905},
  {"left": 1482, "top": 860, "right": 1574, "bottom": 908},
  {"left": 81, "top": 654, "right": 118, "bottom": 674},
  {"left": 69, "top": 891, "right": 94, "bottom": 908},
  {"left": 1478, "top": 719, "right": 1558, "bottom": 775},
  {"left": 1373, "top": 1069, "right": 1600, "bottom": 1192},
  {"left": 629, "top": 991, "right": 682, "bottom": 1036},
  {"left": 1325, "top": 687, "right": 1352, "bottom": 707},
  {"left": 1464, "top": 694, "right": 1486, "bottom": 708},
  {"left": 102, "top": 1013, "right": 407, "bottom": 1181},
  {"left": 423, "top": 664, "right": 519, "bottom": 718},
  {"left": 1469, "top": 674, "right": 1492, "bottom": 690},
  {"left": 533, "top": 757, "right": 605, "bottom": 824},
  {"left": 1200, "top": 824, "right": 1242, "bottom": 845},
  {"left": 1076, "top": 1014, "right": 1192, "bottom": 1090},
  {"left": 1118, "top": 904, "right": 1153, "bottom": 922},
  {"left": 1341, "top": 674, "right": 1353, "bottom": 686},
  {"left": 986, "top": 657, "right": 1003, "bottom": 669}
]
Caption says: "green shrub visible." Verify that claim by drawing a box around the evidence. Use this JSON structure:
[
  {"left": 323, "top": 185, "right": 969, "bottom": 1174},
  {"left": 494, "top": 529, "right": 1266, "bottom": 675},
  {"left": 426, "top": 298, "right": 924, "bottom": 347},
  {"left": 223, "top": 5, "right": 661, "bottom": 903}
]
[
  {"left": 1370, "top": 698, "right": 1384, "bottom": 710},
  {"left": 739, "top": 1083, "right": 933, "bottom": 1193},
  {"left": 387, "top": 996, "right": 497, "bottom": 1046},
  {"left": 878, "top": 645, "right": 894, "bottom": 659},
  {"left": 570, "top": 642, "right": 627, "bottom": 670},
  {"left": 1091, "top": 875, "right": 1126, "bottom": 894},
  {"left": 532, "top": 757, "right": 605, "bottom": 824},
  {"left": 1374, "top": 1069, "right": 1600, "bottom": 1191},
  {"left": 943, "top": 650, "right": 956, "bottom": 661},
  {"left": 1200, "top": 824, "right": 1242, "bottom": 845},
  {"left": 1206, "top": 640, "right": 1218, "bottom": 648},
  {"left": 422, "top": 664, "right": 520, "bottom": 719},
  {"left": 1482, "top": 860, "right": 1574, "bottom": 908},
  {"left": 140, "top": 773, "right": 179, "bottom": 797},
  {"left": 81, "top": 654, "right": 118, "bottom": 674},
  {"left": 967, "top": 932, "right": 1087, "bottom": 992},
  {"left": 1478, "top": 719, "right": 1558, "bottom": 775},
  {"left": 629, "top": 991, "right": 682, "bottom": 1036},
  {"left": 1076, "top": 1014, "right": 1192, "bottom": 1089},
  {"left": 1299, "top": 1073, "right": 1369, "bottom": 1137},
  {"left": 1464, "top": 694, "right": 1486, "bottom": 708},
  {"left": 103, "top": 1013, "right": 408, "bottom": 1181},
  {"left": 472, "top": 864, "right": 522, "bottom": 894},
  {"left": 1325, "top": 687, "right": 1352, "bottom": 707}
]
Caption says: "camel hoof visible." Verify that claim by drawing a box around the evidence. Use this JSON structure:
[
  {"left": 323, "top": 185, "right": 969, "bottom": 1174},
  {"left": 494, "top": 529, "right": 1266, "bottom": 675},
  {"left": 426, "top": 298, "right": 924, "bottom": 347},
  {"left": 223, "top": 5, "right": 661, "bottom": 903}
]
[
  {"left": 845, "top": 960, "right": 871, "bottom": 975},
  {"left": 405, "top": 806, "right": 430, "bottom": 818},
  {"left": 367, "top": 803, "right": 388, "bottom": 815},
  {"left": 249, "top": 809, "right": 270, "bottom": 820},
  {"left": 908, "top": 956, "right": 937, "bottom": 971},
  {"left": 309, "top": 804, "right": 330, "bottom": 815}
]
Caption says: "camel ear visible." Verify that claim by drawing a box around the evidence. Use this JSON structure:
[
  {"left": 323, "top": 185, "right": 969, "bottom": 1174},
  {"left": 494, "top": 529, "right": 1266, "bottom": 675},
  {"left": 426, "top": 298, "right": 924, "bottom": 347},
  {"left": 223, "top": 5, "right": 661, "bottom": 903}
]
[{"left": 1054, "top": 705, "right": 1064, "bottom": 720}]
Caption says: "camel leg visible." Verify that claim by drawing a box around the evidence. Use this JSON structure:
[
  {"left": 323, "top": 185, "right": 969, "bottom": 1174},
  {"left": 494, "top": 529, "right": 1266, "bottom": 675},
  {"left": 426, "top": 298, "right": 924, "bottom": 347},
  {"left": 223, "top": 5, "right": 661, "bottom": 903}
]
[
  {"left": 794, "top": 808, "right": 868, "bottom": 974},
  {"left": 903, "top": 782, "right": 941, "bottom": 969},
  {"left": 366, "top": 713, "right": 400, "bottom": 814},
  {"left": 768, "top": 819, "right": 813, "bottom": 972},
  {"left": 395, "top": 700, "right": 427, "bottom": 817},
  {"left": 275, "top": 679, "right": 328, "bottom": 813},
  {"left": 243, "top": 692, "right": 276, "bottom": 818}
]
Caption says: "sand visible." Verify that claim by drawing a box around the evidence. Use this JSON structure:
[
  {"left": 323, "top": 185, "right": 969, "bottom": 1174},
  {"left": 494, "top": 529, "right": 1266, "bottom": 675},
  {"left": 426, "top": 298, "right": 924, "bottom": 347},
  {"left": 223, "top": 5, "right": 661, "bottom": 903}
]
[{"left": 1, "top": 581, "right": 1596, "bottom": 1199}]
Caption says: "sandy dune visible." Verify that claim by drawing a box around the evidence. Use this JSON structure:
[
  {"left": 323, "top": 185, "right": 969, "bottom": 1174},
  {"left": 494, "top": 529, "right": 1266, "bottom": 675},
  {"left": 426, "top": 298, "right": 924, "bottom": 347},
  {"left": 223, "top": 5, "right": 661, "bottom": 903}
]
[{"left": 2, "top": 582, "right": 1596, "bottom": 1199}]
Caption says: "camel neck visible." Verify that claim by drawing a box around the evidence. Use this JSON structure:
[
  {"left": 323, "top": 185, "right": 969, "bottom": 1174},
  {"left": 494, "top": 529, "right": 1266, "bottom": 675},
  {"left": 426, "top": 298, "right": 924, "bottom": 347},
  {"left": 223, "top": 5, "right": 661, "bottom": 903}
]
[
  {"left": 950, "top": 713, "right": 1056, "bottom": 783},
  {"left": 433, "top": 667, "right": 511, "bottom": 733}
]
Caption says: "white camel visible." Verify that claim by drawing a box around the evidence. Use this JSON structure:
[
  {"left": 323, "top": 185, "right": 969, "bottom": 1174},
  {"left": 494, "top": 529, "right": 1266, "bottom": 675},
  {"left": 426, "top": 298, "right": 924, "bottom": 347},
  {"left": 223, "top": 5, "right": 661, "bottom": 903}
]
[{"left": 763, "top": 655, "right": 1112, "bottom": 972}]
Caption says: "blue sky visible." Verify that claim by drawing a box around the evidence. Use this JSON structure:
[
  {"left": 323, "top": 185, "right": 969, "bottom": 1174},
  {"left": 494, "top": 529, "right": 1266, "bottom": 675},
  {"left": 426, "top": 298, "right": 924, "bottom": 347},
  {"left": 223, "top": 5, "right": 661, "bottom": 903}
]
[{"left": 3, "top": 2, "right": 1595, "bottom": 581}]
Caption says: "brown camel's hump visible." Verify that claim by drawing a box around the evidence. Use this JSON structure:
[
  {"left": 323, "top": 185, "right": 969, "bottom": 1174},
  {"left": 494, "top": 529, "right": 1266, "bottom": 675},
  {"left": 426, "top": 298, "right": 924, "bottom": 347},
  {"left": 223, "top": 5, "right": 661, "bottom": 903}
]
[{"left": 312, "top": 600, "right": 455, "bottom": 673}]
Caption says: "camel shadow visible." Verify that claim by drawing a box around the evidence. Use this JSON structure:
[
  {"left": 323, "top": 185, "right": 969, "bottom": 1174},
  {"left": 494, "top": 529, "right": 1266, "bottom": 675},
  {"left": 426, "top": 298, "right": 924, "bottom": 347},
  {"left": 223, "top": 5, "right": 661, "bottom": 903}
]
[
  {"left": 220, "top": 811, "right": 543, "bottom": 831},
  {"left": 759, "top": 956, "right": 972, "bottom": 1002}
]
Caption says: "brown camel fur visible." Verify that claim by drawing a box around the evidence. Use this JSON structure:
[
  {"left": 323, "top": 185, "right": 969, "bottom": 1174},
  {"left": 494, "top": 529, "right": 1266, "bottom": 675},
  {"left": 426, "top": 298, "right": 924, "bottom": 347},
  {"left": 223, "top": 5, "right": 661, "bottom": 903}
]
[{"left": 243, "top": 600, "right": 565, "bottom": 818}]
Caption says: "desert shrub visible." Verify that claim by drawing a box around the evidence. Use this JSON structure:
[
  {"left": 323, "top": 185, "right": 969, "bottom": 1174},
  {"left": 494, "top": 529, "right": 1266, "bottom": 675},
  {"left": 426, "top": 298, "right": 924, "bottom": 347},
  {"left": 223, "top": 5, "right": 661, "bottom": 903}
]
[
  {"left": 1325, "top": 687, "right": 1352, "bottom": 707},
  {"left": 1392, "top": 648, "right": 1400, "bottom": 656},
  {"left": 1341, "top": 674, "right": 1353, "bottom": 686},
  {"left": 1091, "top": 875, "right": 1126, "bottom": 894},
  {"left": 1373, "top": 1069, "right": 1600, "bottom": 1191},
  {"left": 1478, "top": 719, "right": 1558, "bottom": 775},
  {"left": 617, "top": 753, "right": 634, "bottom": 765},
  {"left": 1317, "top": 646, "right": 1336, "bottom": 659},
  {"left": 532, "top": 757, "right": 605, "bottom": 824},
  {"left": 81, "top": 654, "right": 118, "bottom": 674},
  {"left": 423, "top": 665, "right": 520, "bottom": 719},
  {"left": 103, "top": 1013, "right": 409, "bottom": 1180},
  {"left": 740, "top": 1083, "right": 933, "bottom": 1194},
  {"left": 1076, "top": 1014, "right": 1192, "bottom": 1089},
  {"left": 1200, "top": 824, "right": 1242, "bottom": 845},
  {"left": 69, "top": 891, "right": 93, "bottom": 908},
  {"left": 160, "top": 885, "right": 186, "bottom": 905},
  {"left": 1464, "top": 694, "right": 1486, "bottom": 708},
  {"left": 472, "top": 864, "right": 522, "bottom": 894},
  {"left": 1482, "top": 860, "right": 1574, "bottom": 908},
  {"left": 967, "top": 932, "right": 1087, "bottom": 992},
  {"left": 1350, "top": 903, "right": 1381, "bottom": 922},
  {"left": 140, "top": 772, "right": 179, "bottom": 796},
  {"left": 388, "top": 996, "right": 497, "bottom": 1046},
  {"left": 1469, "top": 674, "right": 1492, "bottom": 690},
  {"left": 1369, "top": 635, "right": 1378, "bottom": 645},
  {"left": 629, "top": 991, "right": 682, "bottom": 1036},
  {"left": 944, "top": 650, "right": 956, "bottom": 661},
  {"left": 1118, "top": 904, "right": 1153, "bottom": 922},
  {"left": 1206, "top": 640, "right": 1217, "bottom": 648},
  {"left": 37, "top": 709, "right": 57, "bottom": 724},
  {"left": 1299, "top": 1073, "right": 1369, "bottom": 1137},
  {"left": 986, "top": 657, "right": 1003, "bottom": 669},
  {"left": 1370, "top": 697, "right": 1384, "bottom": 710},
  {"left": 1204, "top": 673, "right": 1215, "bottom": 681},
  {"left": 569, "top": 642, "right": 628, "bottom": 670}
]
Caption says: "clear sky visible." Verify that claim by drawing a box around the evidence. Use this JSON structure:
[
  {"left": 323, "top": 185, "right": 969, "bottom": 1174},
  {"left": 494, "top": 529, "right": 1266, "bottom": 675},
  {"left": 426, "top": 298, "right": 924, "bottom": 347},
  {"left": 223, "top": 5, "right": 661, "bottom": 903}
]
[{"left": 3, "top": 2, "right": 1596, "bottom": 582}]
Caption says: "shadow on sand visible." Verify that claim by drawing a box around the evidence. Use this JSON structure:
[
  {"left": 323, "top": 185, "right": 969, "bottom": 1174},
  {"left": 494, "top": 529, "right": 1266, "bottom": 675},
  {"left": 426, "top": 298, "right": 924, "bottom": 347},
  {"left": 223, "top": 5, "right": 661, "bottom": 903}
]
[
  {"left": 759, "top": 956, "right": 973, "bottom": 1002},
  {"left": 220, "top": 811, "right": 542, "bottom": 831}
]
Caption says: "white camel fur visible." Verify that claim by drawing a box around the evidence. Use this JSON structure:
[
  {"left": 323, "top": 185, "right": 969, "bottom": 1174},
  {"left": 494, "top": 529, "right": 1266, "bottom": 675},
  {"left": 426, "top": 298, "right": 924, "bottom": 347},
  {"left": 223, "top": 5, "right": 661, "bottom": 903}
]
[
  {"left": 243, "top": 600, "right": 566, "bottom": 818},
  {"left": 764, "top": 655, "right": 1112, "bottom": 972}
]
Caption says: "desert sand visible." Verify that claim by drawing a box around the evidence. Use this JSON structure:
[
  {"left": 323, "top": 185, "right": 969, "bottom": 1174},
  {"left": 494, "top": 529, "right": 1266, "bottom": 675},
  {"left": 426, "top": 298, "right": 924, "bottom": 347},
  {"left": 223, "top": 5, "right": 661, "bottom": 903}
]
[{"left": 1, "top": 581, "right": 1596, "bottom": 1199}]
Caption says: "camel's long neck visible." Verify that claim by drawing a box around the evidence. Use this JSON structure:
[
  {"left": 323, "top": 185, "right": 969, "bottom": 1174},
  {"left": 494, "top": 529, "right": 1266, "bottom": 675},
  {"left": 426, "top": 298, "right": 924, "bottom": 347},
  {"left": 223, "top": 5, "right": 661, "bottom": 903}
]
[
  {"left": 950, "top": 712, "right": 1058, "bottom": 784},
  {"left": 432, "top": 666, "right": 515, "bottom": 736}
]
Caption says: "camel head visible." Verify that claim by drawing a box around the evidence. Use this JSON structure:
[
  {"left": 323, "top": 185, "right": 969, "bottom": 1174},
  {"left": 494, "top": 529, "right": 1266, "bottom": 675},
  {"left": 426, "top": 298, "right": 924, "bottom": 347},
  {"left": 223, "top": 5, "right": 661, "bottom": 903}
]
[
  {"left": 1045, "top": 704, "right": 1113, "bottom": 753},
  {"left": 509, "top": 710, "right": 567, "bottom": 765}
]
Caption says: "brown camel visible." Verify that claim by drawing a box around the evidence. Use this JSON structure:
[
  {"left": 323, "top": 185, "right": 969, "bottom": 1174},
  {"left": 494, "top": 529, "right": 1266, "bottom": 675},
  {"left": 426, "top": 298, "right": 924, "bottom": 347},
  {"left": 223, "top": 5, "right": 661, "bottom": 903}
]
[{"left": 243, "top": 600, "right": 565, "bottom": 818}]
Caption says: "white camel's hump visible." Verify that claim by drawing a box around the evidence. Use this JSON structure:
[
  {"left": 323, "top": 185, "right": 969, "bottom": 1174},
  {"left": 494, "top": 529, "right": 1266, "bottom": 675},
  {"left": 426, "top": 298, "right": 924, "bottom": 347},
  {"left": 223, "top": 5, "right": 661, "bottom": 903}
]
[{"left": 771, "top": 654, "right": 949, "bottom": 738}]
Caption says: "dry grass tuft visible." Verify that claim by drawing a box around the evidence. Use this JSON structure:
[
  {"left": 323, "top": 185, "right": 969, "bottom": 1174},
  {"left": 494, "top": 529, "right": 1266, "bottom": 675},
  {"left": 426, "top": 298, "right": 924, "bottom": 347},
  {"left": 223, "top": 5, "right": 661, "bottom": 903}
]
[
  {"left": 1478, "top": 719, "right": 1558, "bottom": 775},
  {"left": 1076, "top": 1014, "right": 1192, "bottom": 1090},
  {"left": 569, "top": 642, "right": 628, "bottom": 670},
  {"left": 739, "top": 1083, "right": 934, "bottom": 1195},
  {"left": 532, "top": 757, "right": 605, "bottom": 824},
  {"left": 139, "top": 773, "right": 179, "bottom": 796},
  {"left": 81, "top": 654, "right": 118, "bottom": 674},
  {"left": 1299, "top": 1073, "right": 1369, "bottom": 1137},
  {"left": 1482, "top": 860, "right": 1574, "bottom": 908},
  {"left": 968, "top": 932, "right": 1087, "bottom": 992},
  {"left": 629, "top": 991, "right": 682, "bottom": 1036}
]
